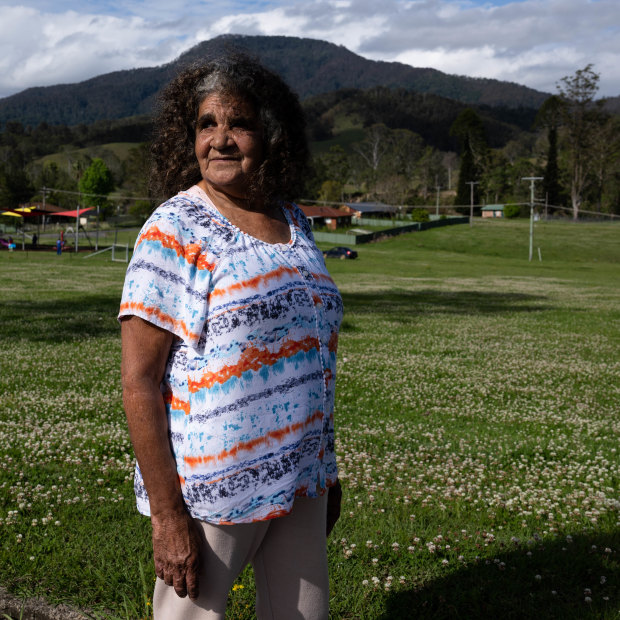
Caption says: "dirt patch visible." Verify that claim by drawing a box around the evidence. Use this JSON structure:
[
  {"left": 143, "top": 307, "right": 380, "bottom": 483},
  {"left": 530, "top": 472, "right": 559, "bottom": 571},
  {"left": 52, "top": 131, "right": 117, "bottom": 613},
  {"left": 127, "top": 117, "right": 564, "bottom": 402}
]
[{"left": 0, "top": 587, "right": 90, "bottom": 620}]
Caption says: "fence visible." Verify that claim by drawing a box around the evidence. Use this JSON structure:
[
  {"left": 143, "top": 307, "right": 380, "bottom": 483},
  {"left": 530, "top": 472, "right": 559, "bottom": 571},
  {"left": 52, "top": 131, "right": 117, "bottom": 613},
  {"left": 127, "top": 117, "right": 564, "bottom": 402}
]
[{"left": 313, "top": 216, "right": 469, "bottom": 245}]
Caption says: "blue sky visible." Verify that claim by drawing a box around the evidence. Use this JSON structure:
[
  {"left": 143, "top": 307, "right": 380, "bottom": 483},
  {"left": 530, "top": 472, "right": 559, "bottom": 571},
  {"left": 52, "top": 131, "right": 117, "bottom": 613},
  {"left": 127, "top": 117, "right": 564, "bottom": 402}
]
[{"left": 0, "top": 0, "right": 618, "bottom": 99}]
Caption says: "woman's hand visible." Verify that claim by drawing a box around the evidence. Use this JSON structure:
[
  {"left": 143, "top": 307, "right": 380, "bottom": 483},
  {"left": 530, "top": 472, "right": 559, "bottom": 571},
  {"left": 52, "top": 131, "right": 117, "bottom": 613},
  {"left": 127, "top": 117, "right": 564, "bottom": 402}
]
[
  {"left": 326, "top": 479, "right": 342, "bottom": 537},
  {"left": 151, "top": 509, "right": 203, "bottom": 599}
]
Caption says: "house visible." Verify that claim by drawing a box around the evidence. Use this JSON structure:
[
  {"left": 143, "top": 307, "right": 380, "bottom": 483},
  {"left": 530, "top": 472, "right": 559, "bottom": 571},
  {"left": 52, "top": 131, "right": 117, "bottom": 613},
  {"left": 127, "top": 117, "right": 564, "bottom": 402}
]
[
  {"left": 298, "top": 205, "right": 353, "bottom": 231},
  {"left": 481, "top": 204, "right": 504, "bottom": 218},
  {"left": 343, "top": 202, "right": 398, "bottom": 219}
]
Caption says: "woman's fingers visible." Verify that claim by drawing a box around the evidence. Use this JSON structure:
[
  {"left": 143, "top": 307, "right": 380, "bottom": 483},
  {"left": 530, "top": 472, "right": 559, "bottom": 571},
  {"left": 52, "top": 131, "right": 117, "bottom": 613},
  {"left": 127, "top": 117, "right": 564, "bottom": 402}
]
[
  {"left": 173, "top": 573, "right": 188, "bottom": 598},
  {"left": 185, "top": 561, "right": 200, "bottom": 600},
  {"left": 151, "top": 511, "right": 202, "bottom": 598}
]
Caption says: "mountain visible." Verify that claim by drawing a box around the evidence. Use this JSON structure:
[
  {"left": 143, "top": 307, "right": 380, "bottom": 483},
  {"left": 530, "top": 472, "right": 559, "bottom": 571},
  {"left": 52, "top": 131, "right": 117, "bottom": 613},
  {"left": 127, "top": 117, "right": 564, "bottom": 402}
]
[{"left": 0, "top": 35, "right": 550, "bottom": 128}]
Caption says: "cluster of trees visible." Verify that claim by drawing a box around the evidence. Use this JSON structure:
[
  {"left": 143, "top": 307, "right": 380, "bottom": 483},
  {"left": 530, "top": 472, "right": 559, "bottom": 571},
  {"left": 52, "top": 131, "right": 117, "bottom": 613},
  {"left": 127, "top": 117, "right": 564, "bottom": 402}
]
[
  {"left": 1, "top": 65, "right": 618, "bottom": 220},
  {"left": 0, "top": 118, "right": 152, "bottom": 215},
  {"left": 305, "top": 66, "right": 620, "bottom": 218}
]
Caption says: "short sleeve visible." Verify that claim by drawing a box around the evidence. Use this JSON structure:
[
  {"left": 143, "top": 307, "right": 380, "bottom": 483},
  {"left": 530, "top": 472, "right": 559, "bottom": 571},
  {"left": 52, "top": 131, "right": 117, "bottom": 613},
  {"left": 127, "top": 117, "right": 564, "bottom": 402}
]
[
  {"left": 118, "top": 203, "right": 214, "bottom": 349},
  {"left": 291, "top": 203, "right": 316, "bottom": 245}
]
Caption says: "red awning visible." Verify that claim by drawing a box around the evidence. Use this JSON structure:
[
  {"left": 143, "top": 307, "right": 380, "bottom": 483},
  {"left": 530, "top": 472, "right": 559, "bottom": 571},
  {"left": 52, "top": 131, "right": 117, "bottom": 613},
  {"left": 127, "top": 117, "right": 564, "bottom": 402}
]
[{"left": 53, "top": 207, "right": 95, "bottom": 217}]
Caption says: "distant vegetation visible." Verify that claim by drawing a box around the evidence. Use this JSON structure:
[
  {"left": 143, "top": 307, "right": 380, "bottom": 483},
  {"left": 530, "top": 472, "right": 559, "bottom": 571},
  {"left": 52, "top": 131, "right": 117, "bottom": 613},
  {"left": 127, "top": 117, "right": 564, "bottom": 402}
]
[
  {"left": 0, "top": 36, "right": 618, "bottom": 218},
  {"left": 0, "top": 35, "right": 549, "bottom": 128}
]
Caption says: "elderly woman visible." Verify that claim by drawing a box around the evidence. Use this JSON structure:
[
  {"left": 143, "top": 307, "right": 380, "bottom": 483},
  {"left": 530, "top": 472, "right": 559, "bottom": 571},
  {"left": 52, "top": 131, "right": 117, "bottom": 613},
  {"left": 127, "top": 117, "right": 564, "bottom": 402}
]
[{"left": 119, "top": 54, "right": 343, "bottom": 619}]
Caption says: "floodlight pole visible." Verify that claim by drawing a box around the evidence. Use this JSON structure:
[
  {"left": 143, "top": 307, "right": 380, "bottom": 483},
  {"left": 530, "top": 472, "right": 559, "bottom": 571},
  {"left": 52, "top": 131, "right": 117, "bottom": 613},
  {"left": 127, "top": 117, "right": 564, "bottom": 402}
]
[
  {"left": 466, "top": 181, "right": 479, "bottom": 227},
  {"left": 522, "top": 177, "right": 543, "bottom": 262}
]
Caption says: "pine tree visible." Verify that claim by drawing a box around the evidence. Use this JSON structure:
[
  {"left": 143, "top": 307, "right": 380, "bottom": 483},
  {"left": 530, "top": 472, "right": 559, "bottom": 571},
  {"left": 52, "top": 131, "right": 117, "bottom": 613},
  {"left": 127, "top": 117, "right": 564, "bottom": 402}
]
[{"left": 450, "top": 109, "right": 487, "bottom": 208}]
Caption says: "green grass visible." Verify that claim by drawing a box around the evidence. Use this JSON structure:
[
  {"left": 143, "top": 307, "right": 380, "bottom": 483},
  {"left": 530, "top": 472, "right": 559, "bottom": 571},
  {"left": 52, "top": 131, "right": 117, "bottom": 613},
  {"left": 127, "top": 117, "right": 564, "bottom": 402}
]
[
  {"left": 35, "top": 142, "right": 141, "bottom": 169},
  {"left": 0, "top": 219, "right": 618, "bottom": 619}
]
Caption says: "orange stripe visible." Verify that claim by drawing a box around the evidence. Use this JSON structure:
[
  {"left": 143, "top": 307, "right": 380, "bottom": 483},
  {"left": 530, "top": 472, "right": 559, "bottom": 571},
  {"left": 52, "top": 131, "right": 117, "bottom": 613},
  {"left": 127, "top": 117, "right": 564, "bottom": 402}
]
[
  {"left": 323, "top": 368, "right": 333, "bottom": 388},
  {"left": 312, "top": 271, "right": 336, "bottom": 285},
  {"left": 260, "top": 507, "right": 291, "bottom": 520},
  {"left": 328, "top": 331, "right": 338, "bottom": 353},
  {"left": 163, "top": 391, "right": 190, "bottom": 415},
  {"left": 119, "top": 301, "right": 199, "bottom": 343},
  {"left": 188, "top": 335, "right": 319, "bottom": 393},
  {"left": 209, "top": 265, "right": 297, "bottom": 299},
  {"left": 184, "top": 410, "right": 324, "bottom": 468},
  {"left": 136, "top": 226, "right": 216, "bottom": 271}
]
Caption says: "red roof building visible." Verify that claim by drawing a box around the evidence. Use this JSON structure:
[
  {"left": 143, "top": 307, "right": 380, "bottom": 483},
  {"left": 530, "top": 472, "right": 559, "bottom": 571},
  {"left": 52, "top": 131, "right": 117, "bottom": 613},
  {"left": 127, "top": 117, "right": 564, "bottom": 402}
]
[{"left": 298, "top": 205, "right": 352, "bottom": 231}]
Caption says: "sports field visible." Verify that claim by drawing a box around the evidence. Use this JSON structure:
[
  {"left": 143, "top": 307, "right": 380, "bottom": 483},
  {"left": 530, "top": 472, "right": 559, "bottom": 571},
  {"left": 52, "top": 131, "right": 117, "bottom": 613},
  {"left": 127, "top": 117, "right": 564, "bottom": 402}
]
[{"left": 0, "top": 219, "right": 618, "bottom": 619}]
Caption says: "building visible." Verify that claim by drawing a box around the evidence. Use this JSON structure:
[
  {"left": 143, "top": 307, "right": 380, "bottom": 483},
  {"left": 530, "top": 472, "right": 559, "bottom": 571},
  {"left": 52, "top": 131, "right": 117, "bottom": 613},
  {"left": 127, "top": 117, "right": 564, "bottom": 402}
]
[
  {"left": 298, "top": 205, "right": 353, "bottom": 231},
  {"left": 481, "top": 204, "right": 505, "bottom": 218},
  {"left": 343, "top": 202, "right": 399, "bottom": 219}
]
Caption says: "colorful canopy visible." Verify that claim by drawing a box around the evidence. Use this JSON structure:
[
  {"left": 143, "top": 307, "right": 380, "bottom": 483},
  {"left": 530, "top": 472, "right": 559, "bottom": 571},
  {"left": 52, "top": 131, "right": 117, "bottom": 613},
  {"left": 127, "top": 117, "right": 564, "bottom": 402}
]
[{"left": 52, "top": 207, "right": 95, "bottom": 217}]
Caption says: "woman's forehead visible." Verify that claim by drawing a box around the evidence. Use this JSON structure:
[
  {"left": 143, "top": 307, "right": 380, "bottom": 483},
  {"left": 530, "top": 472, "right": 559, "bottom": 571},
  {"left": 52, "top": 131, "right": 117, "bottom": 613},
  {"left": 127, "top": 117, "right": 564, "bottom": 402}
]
[{"left": 197, "top": 93, "right": 256, "bottom": 118}]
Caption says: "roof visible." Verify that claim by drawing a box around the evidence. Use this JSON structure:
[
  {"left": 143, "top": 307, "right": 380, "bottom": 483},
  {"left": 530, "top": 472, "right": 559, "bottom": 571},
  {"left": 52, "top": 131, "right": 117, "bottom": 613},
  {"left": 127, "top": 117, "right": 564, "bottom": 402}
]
[
  {"left": 16, "top": 202, "right": 66, "bottom": 215},
  {"left": 481, "top": 204, "right": 505, "bottom": 211},
  {"left": 298, "top": 205, "right": 351, "bottom": 218}
]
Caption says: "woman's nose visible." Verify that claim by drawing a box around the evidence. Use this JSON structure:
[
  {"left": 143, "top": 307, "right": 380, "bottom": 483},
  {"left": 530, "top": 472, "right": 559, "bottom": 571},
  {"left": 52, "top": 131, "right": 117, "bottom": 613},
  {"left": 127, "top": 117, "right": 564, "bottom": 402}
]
[{"left": 211, "top": 126, "right": 233, "bottom": 150}]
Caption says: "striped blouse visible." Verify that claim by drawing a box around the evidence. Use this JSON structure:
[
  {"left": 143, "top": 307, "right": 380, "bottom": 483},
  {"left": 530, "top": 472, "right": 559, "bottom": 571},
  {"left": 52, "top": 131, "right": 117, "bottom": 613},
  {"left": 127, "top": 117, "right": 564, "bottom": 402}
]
[{"left": 119, "top": 185, "right": 343, "bottom": 524}]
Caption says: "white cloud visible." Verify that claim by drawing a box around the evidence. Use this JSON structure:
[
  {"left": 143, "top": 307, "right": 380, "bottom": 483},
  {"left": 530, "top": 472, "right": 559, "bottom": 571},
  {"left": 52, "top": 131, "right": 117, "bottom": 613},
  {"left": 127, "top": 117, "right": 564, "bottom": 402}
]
[{"left": 0, "top": 0, "right": 618, "bottom": 100}]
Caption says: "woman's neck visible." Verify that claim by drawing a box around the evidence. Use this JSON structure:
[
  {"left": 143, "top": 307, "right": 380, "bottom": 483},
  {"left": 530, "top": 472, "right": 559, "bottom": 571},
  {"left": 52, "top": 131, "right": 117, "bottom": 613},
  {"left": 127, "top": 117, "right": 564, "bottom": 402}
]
[{"left": 197, "top": 180, "right": 266, "bottom": 214}]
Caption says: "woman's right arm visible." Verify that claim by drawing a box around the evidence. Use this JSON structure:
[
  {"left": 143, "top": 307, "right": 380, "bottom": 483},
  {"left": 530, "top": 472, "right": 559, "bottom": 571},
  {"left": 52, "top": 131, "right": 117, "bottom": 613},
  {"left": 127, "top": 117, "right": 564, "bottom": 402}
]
[{"left": 121, "top": 315, "right": 202, "bottom": 600}]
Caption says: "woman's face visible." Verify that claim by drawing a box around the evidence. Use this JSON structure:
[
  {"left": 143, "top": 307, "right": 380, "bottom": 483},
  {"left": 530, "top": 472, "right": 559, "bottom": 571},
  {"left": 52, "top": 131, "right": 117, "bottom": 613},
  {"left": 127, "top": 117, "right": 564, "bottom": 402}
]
[{"left": 194, "top": 93, "right": 263, "bottom": 198}]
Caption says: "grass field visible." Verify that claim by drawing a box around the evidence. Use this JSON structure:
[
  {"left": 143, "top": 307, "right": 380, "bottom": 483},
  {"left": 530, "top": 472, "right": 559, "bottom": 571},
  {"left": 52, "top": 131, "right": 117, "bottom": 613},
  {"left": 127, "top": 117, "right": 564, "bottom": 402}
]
[{"left": 0, "top": 219, "right": 618, "bottom": 619}]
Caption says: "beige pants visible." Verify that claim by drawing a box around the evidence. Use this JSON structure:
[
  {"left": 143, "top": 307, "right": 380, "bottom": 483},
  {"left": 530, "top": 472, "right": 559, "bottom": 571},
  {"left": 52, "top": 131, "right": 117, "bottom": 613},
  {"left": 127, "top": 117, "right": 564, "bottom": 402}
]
[{"left": 153, "top": 495, "right": 329, "bottom": 620}]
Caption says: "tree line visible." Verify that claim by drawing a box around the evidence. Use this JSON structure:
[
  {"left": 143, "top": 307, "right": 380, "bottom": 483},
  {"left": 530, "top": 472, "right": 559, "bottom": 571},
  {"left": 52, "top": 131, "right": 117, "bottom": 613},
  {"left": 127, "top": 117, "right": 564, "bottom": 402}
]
[{"left": 1, "top": 66, "right": 618, "bottom": 220}]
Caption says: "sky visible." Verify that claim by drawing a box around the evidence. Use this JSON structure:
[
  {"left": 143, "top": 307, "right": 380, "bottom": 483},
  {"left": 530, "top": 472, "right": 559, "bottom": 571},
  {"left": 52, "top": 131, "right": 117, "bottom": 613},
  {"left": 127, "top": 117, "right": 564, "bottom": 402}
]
[{"left": 0, "top": 0, "right": 618, "bottom": 100}]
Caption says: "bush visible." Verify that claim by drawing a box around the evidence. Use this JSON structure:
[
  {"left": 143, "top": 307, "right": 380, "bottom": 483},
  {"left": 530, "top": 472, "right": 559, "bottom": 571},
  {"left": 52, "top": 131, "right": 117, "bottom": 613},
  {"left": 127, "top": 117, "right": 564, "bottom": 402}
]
[
  {"left": 409, "top": 208, "right": 430, "bottom": 223},
  {"left": 503, "top": 204, "right": 521, "bottom": 219}
]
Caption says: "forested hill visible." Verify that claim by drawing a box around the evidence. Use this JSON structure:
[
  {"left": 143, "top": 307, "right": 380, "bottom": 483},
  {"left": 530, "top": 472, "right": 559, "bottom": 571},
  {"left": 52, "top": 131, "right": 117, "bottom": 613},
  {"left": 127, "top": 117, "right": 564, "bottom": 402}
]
[{"left": 0, "top": 34, "right": 549, "bottom": 127}]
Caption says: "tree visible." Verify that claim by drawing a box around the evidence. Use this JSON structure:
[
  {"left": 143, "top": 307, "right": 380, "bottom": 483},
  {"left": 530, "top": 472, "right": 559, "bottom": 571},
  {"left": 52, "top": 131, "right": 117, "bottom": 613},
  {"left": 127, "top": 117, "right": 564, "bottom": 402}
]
[
  {"left": 535, "top": 95, "right": 564, "bottom": 207},
  {"left": 320, "top": 146, "right": 350, "bottom": 202},
  {"left": 588, "top": 114, "right": 620, "bottom": 213},
  {"left": 352, "top": 124, "right": 392, "bottom": 189},
  {"left": 78, "top": 158, "right": 114, "bottom": 207},
  {"left": 450, "top": 109, "right": 487, "bottom": 207},
  {"left": 556, "top": 64, "right": 605, "bottom": 220}
]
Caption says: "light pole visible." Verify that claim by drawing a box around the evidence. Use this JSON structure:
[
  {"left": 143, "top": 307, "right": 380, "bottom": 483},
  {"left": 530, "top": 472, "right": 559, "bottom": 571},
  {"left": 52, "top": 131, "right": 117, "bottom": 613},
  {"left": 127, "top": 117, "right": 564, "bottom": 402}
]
[
  {"left": 466, "top": 181, "right": 479, "bottom": 226},
  {"left": 522, "top": 177, "right": 543, "bottom": 262}
]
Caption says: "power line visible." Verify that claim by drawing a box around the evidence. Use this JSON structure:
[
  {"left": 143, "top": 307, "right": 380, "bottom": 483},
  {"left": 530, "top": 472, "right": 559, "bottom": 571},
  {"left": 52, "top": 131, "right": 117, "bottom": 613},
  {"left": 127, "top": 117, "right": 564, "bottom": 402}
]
[{"left": 41, "top": 186, "right": 153, "bottom": 202}]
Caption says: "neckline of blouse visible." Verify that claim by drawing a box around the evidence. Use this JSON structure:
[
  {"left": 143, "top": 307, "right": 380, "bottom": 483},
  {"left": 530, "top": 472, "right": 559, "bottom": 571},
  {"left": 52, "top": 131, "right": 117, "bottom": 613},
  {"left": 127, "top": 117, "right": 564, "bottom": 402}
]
[{"left": 187, "top": 185, "right": 297, "bottom": 249}]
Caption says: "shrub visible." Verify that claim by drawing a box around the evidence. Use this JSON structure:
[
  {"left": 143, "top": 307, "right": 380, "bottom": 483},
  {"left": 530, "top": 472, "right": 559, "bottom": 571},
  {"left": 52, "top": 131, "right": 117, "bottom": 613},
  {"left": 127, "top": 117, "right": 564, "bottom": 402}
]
[
  {"left": 503, "top": 204, "right": 521, "bottom": 218},
  {"left": 409, "top": 208, "right": 430, "bottom": 223}
]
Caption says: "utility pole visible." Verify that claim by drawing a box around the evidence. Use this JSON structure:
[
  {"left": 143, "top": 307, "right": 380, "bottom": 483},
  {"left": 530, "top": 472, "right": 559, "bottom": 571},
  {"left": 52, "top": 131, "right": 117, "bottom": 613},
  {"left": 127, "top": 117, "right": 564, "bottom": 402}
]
[
  {"left": 466, "top": 181, "right": 479, "bottom": 227},
  {"left": 435, "top": 177, "right": 441, "bottom": 217},
  {"left": 75, "top": 205, "right": 80, "bottom": 253},
  {"left": 95, "top": 205, "right": 100, "bottom": 251},
  {"left": 522, "top": 177, "right": 543, "bottom": 261},
  {"left": 41, "top": 186, "right": 47, "bottom": 235}
]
